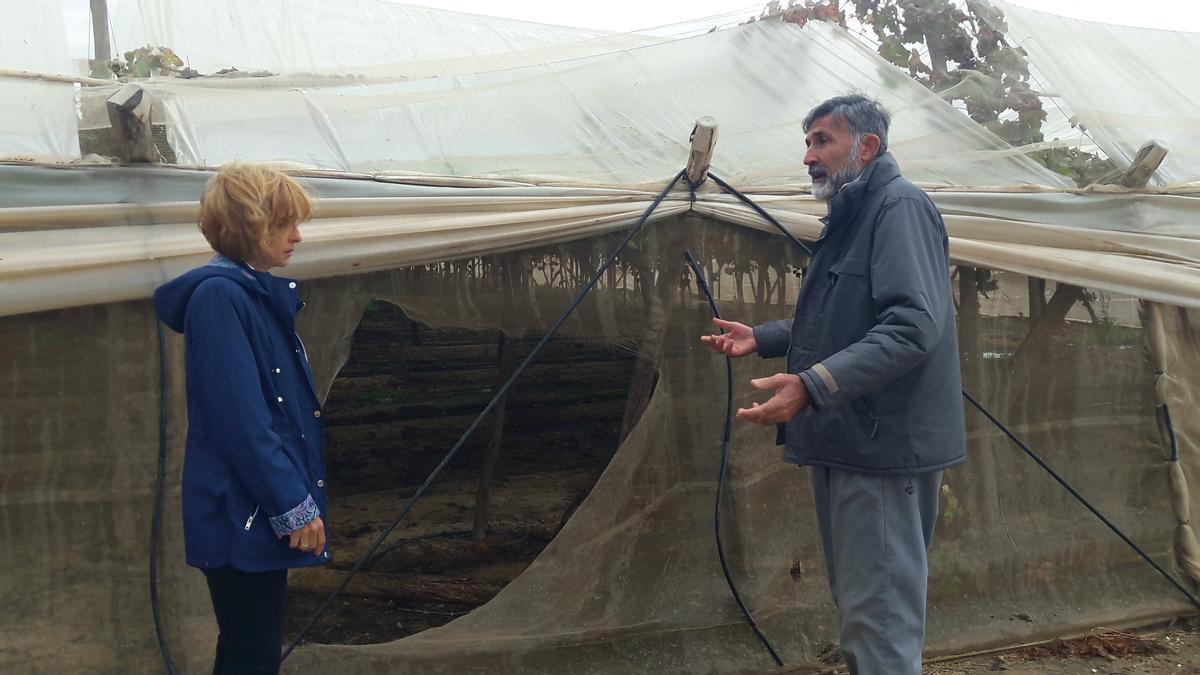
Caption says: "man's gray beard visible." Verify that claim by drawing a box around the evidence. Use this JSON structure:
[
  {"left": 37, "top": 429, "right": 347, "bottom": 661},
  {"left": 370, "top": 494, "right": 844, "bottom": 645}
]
[{"left": 811, "top": 138, "right": 865, "bottom": 201}]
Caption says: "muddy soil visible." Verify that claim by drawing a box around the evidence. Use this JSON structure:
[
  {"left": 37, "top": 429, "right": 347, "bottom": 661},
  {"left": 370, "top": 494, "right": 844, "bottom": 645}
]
[{"left": 922, "top": 621, "right": 1200, "bottom": 674}]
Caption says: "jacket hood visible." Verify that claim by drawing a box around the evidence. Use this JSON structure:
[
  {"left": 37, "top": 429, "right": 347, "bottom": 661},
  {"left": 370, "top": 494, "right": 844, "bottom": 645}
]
[{"left": 154, "top": 256, "right": 274, "bottom": 333}]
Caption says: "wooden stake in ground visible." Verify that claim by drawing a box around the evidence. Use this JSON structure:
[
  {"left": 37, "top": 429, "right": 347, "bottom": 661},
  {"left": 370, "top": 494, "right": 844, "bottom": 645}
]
[{"left": 473, "top": 331, "right": 517, "bottom": 543}]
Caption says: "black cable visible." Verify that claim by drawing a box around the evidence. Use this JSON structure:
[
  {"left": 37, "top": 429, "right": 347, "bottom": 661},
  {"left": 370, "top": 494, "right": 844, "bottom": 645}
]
[
  {"left": 152, "top": 321, "right": 178, "bottom": 675},
  {"left": 684, "top": 249, "right": 784, "bottom": 667},
  {"left": 961, "top": 390, "right": 1200, "bottom": 611},
  {"left": 706, "top": 167, "right": 1200, "bottom": 615},
  {"left": 280, "top": 169, "right": 688, "bottom": 661}
]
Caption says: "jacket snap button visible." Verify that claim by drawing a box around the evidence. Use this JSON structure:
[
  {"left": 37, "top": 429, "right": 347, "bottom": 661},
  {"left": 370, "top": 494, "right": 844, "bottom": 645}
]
[
  {"left": 274, "top": 368, "right": 281, "bottom": 374},
  {"left": 313, "top": 410, "right": 321, "bottom": 418},
  {"left": 277, "top": 396, "right": 284, "bottom": 403},
  {"left": 288, "top": 281, "right": 297, "bottom": 289},
  {"left": 317, "top": 479, "right": 325, "bottom": 488}
]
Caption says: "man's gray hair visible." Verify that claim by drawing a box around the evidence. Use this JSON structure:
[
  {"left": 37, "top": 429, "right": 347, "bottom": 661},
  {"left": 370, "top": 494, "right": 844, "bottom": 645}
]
[{"left": 803, "top": 94, "right": 891, "bottom": 156}]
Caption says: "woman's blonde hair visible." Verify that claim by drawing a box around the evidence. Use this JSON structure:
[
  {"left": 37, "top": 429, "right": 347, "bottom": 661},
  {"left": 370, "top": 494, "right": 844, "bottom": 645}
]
[{"left": 198, "top": 163, "right": 313, "bottom": 263}]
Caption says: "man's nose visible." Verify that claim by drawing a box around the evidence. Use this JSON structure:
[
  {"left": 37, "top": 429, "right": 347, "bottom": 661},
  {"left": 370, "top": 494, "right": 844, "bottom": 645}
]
[{"left": 803, "top": 149, "right": 817, "bottom": 166}]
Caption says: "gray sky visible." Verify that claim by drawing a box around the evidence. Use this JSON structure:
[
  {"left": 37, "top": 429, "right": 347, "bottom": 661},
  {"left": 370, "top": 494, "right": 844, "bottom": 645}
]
[
  {"left": 356, "top": 0, "right": 1200, "bottom": 32},
  {"left": 61, "top": 0, "right": 1200, "bottom": 57}
]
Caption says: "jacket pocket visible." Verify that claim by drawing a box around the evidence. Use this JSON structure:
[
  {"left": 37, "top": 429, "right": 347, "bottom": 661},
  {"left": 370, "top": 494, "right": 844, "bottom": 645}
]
[
  {"left": 825, "top": 257, "right": 874, "bottom": 347},
  {"left": 243, "top": 505, "right": 260, "bottom": 532},
  {"left": 852, "top": 397, "right": 880, "bottom": 440},
  {"left": 829, "top": 256, "right": 870, "bottom": 278},
  {"left": 276, "top": 431, "right": 313, "bottom": 487}
]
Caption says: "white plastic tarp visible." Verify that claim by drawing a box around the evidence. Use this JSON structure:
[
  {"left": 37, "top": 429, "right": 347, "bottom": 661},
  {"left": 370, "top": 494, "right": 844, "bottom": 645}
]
[
  {"left": 0, "top": 0, "right": 73, "bottom": 73},
  {"left": 997, "top": 1, "right": 1200, "bottom": 185},
  {"left": 0, "top": 0, "right": 81, "bottom": 159},
  {"left": 108, "top": 0, "right": 663, "bottom": 77},
  {"left": 1, "top": 165, "right": 1197, "bottom": 319},
  {"left": 149, "top": 20, "right": 1072, "bottom": 188}
]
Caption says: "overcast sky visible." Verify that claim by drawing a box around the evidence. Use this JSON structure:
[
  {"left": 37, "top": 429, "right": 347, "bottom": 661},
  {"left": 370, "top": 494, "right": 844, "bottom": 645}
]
[
  {"left": 61, "top": 0, "right": 1200, "bottom": 57},
  {"left": 395, "top": 0, "right": 1200, "bottom": 32}
]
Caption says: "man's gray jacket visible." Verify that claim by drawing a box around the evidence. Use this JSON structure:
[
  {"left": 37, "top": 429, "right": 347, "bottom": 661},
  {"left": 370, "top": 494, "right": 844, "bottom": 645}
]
[{"left": 753, "top": 152, "right": 965, "bottom": 474}]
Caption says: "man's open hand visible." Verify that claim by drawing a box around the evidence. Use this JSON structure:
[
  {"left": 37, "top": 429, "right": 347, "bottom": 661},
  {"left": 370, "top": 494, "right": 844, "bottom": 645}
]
[
  {"left": 737, "top": 373, "right": 810, "bottom": 425},
  {"left": 700, "top": 318, "right": 757, "bottom": 357}
]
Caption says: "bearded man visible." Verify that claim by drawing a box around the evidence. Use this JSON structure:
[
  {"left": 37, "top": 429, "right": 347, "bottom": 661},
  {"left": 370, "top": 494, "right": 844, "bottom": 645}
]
[{"left": 701, "top": 94, "right": 965, "bottom": 674}]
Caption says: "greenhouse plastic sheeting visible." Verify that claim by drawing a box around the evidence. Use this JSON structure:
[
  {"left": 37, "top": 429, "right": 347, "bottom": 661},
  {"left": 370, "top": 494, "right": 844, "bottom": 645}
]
[
  {"left": 0, "top": 0, "right": 73, "bottom": 73},
  {"left": 99, "top": 0, "right": 764, "bottom": 79},
  {"left": 135, "top": 21, "right": 1070, "bottom": 187},
  {"left": 107, "top": 0, "right": 664, "bottom": 77},
  {"left": 2, "top": 165, "right": 1197, "bottom": 320},
  {"left": 0, "top": 81, "right": 81, "bottom": 160},
  {"left": 2, "top": 9, "right": 1072, "bottom": 188},
  {"left": 0, "top": 0, "right": 80, "bottom": 159},
  {"left": 1, "top": 214, "right": 1194, "bottom": 673},
  {"left": 996, "top": 1, "right": 1200, "bottom": 185}
]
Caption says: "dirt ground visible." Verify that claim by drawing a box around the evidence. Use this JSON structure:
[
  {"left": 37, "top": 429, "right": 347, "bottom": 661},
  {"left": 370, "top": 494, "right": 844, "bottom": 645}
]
[
  {"left": 763, "top": 620, "right": 1200, "bottom": 674},
  {"left": 922, "top": 621, "right": 1200, "bottom": 674}
]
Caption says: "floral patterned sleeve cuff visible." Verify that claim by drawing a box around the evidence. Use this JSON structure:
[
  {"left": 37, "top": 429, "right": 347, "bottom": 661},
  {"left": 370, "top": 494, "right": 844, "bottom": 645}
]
[{"left": 269, "top": 493, "right": 319, "bottom": 537}]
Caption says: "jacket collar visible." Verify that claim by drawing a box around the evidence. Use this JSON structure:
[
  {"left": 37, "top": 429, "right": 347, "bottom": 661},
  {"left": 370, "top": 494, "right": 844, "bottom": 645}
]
[
  {"left": 209, "top": 254, "right": 303, "bottom": 317},
  {"left": 206, "top": 254, "right": 271, "bottom": 296},
  {"left": 821, "top": 151, "right": 902, "bottom": 230}
]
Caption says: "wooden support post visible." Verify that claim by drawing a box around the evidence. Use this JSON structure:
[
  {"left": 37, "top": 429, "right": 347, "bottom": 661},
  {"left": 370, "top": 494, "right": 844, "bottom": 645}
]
[
  {"left": 1028, "top": 277, "right": 1045, "bottom": 322},
  {"left": 472, "top": 331, "right": 516, "bottom": 543},
  {"left": 106, "top": 83, "right": 157, "bottom": 163},
  {"left": 959, "top": 267, "right": 979, "bottom": 319},
  {"left": 956, "top": 266, "right": 982, "bottom": 402},
  {"left": 686, "top": 116, "right": 718, "bottom": 187},
  {"left": 778, "top": 262, "right": 787, "bottom": 305},
  {"left": 958, "top": 266, "right": 979, "bottom": 350},
  {"left": 90, "top": 0, "right": 112, "bottom": 77},
  {"left": 1099, "top": 140, "right": 1168, "bottom": 188},
  {"left": 1011, "top": 282, "right": 1084, "bottom": 385},
  {"left": 0, "top": 68, "right": 112, "bottom": 86}
]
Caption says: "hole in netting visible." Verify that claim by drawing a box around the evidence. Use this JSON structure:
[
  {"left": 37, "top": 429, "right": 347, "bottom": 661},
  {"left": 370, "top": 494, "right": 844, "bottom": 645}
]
[{"left": 284, "top": 300, "right": 654, "bottom": 646}]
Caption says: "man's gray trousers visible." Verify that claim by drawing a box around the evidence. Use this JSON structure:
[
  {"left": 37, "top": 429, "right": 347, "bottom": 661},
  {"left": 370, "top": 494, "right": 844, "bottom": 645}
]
[{"left": 812, "top": 466, "right": 942, "bottom": 675}]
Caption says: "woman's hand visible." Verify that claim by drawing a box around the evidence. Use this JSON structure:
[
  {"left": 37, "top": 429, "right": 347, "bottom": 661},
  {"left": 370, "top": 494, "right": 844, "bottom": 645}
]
[{"left": 288, "top": 516, "right": 326, "bottom": 557}]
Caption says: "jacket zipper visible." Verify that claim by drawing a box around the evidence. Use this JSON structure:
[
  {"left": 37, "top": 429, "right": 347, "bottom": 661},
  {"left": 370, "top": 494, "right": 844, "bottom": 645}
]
[{"left": 244, "top": 505, "right": 260, "bottom": 531}]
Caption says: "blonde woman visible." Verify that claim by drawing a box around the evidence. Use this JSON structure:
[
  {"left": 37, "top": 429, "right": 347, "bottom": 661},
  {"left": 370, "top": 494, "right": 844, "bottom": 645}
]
[{"left": 155, "top": 164, "right": 328, "bottom": 674}]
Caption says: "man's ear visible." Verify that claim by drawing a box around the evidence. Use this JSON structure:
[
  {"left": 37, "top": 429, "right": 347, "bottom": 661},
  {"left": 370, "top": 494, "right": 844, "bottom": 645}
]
[{"left": 860, "top": 134, "right": 881, "bottom": 163}]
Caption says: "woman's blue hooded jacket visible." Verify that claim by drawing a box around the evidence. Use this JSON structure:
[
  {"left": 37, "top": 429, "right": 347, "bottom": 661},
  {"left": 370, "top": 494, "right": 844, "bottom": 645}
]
[{"left": 154, "top": 255, "right": 329, "bottom": 572}]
